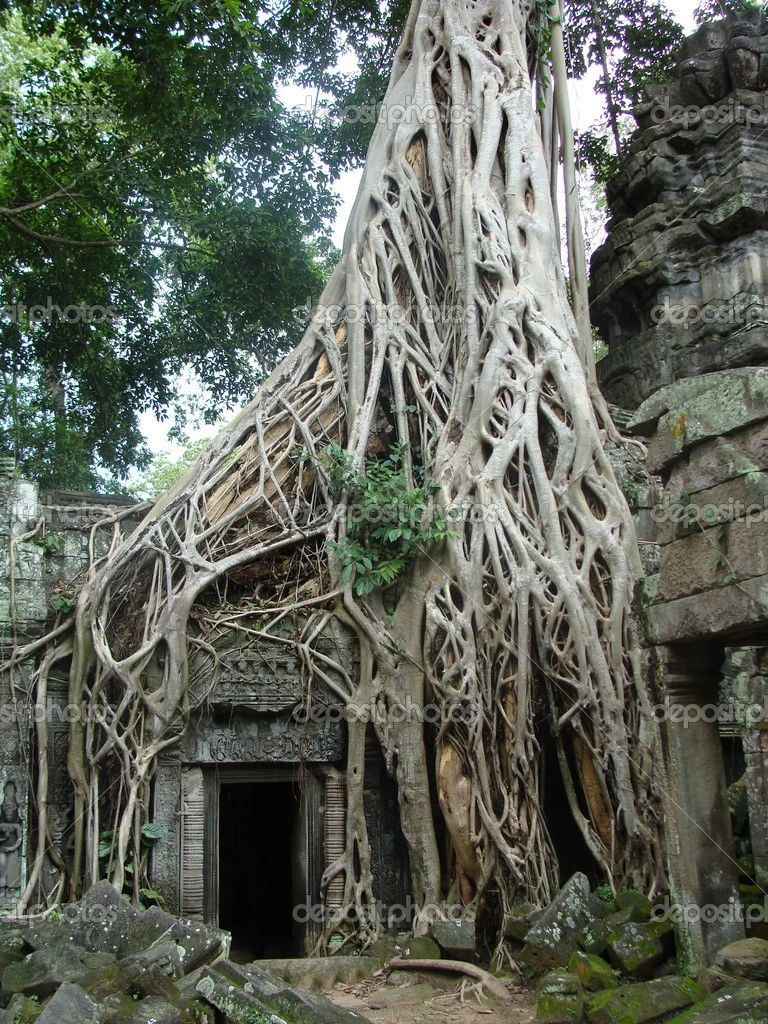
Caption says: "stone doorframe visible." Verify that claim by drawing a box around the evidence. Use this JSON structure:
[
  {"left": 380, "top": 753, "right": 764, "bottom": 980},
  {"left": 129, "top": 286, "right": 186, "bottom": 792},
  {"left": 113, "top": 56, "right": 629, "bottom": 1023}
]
[{"left": 202, "top": 764, "right": 326, "bottom": 953}]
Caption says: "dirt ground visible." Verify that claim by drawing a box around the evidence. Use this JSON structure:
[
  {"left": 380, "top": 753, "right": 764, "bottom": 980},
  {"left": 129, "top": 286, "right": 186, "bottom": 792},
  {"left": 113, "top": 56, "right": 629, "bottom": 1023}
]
[{"left": 326, "top": 966, "right": 537, "bottom": 1024}]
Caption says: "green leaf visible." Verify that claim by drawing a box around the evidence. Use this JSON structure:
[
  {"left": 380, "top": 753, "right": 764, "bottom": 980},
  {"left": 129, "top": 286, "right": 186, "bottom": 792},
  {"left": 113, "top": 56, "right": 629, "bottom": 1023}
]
[
  {"left": 139, "top": 887, "right": 167, "bottom": 906},
  {"left": 141, "top": 822, "right": 164, "bottom": 843}
]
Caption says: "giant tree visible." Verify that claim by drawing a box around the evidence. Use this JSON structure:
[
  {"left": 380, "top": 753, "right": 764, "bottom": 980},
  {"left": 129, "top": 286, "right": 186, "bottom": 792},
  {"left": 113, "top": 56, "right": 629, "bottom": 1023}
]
[{"left": 10, "top": 0, "right": 664, "bottom": 947}]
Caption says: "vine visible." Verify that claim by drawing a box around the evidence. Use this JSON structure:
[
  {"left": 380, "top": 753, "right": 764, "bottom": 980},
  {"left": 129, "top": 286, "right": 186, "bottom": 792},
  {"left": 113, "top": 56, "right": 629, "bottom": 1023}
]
[{"left": 318, "top": 442, "right": 455, "bottom": 595}]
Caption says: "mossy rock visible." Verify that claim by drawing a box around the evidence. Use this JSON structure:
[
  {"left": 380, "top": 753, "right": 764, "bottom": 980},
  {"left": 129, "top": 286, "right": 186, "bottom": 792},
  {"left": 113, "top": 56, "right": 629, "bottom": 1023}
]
[
  {"left": 664, "top": 979, "right": 768, "bottom": 1022},
  {"left": 567, "top": 951, "right": 618, "bottom": 992},
  {"left": 369, "top": 933, "right": 402, "bottom": 961},
  {"left": 398, "top": 936, "right": 441, "bottom": 960},
  {"left": 537, "top": 991, "right": 585, "bottom": 1023},
  {"left": 614, "top": 892, "right": 653, "bottom": 923},
  {"left": 0, "top": 931, "right": 27, "bottom": 958},
  {"left": 606, "top": 921, "right": 673, "bottom": 979},
  {"left": 0, "top": 949, "right": 24, "bottom": 979},
  {"left": 537, "top": 970, "right": 584, "bottom": 1024},
  {"left": 587, "top": 976, "right": 704, "bottom": 1024},
  {"left": 714, "top": 937, "right": 768, "bottom": 982},
  {"left": 577, "top": 920, "right": 619, "bottom": 957},
  {"left": 0, "top": 993, "right": 44, "bottom": 1023}
]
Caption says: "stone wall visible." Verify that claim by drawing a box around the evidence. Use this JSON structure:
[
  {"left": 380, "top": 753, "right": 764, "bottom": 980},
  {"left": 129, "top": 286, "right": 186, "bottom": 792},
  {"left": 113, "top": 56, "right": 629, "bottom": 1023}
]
[
  {"left": 591, "top": 10, "right": 768, "bottom": 410},
  {"left": 0, "top": 468, "right": 141, "bottom": 913},
  {"left": 0, "top": 470, "right": 409, "bottom": 945},
  {"left": 591, "top": 9, "right": 768, "bottom": 970}
]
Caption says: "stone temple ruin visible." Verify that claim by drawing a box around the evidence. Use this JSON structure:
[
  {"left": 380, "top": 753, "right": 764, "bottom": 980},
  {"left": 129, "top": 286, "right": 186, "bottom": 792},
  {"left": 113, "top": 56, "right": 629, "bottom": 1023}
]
[
  {"left": 0, "top": 482, "right": 412, "bottom": 957},
  {"left": 1, "top": 4, "right": 768, "bottom": 1000}
]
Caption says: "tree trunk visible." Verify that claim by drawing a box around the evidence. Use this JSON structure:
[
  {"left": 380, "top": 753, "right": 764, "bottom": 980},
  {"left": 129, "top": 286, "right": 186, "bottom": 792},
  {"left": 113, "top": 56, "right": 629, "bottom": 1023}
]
[{"left": 14, "top": 0, "right": 663, "bottom": 943}]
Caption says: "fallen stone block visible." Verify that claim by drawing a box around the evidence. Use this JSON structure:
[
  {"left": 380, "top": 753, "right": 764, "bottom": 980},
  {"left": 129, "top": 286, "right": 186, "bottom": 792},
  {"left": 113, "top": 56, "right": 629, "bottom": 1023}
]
[
  {"left": 257, "top": 956, "right": 381, "bottom": 992},
  {"left": 164, "top": 918, "right": 230, "bottom": 974},
  {"left": 36, "top": 981, "right": 104, "bottom": 1024},
  {"left": 605, "top": 921, "right": 674, "bottom": 978},
  {"left": 521, "top": 874, "right": 607, "bottom": 973},
  {"left": 586, "top": 976, "right": 705, "bottom": 1024},
  {"left": 2, "top": 946, "right": 114, "bottom": 1001},
  {"left": 196, "top": 960, "right": 371, "bottom": 1024},
  {"left": 428, "top": 920, "right": 476, "bottom": 962},
  {"left": 119, "top": 906, "right": 178, "bottom": 957},
  {"left": 397, "top": 936, "right": 441, "bottom": 960},
  {"left": 0, "top": 993, "right": 43, "bottom": 1023},
  {"left": 120, "top": 940, "right": 185, "bottom": 980},
  {"left": 24, "top": 885, "right": 228, "bottom": 975},
  {"left": 567, "top": 951, "right": 618, "bottom": 992},
  {"left": 713, "top": 937, "right": 768, "bottom": 983},
  {"left": 23, "top": 882, "right": 140, "bottom": 958},
  {"left": 75, "top": 957, "right": 180, "bottom": 1003},
  {"left": 576, "top": 919, "right": 618, "bottom": 958},
  {"left": 0, "top": 948, "right": 24, "bottom": 978},
  {"left": 504, "top": 903, "right": 537, "bottom": 943},
  {"left": 536, "top": 969, "right": 584, "bottom": 1023},
  {"left": 174, "top": 990, "right": 218, "bottom": 1023},
  {"left": 665, "top": 979, "right": 768, "bottom": 1022},
  {"left": 110, "top": 994, "right": 181, "bottom": 1023},
  {"left": 614, "top": 892, "right": 653, "bottom": 923},
  {"left": 0, "top": 929, "right": 27, "bottom": 958}
]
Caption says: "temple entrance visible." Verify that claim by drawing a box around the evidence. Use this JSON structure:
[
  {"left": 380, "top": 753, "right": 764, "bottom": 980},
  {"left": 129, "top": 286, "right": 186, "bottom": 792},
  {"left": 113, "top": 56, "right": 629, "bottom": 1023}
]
[
  {"left": 218, "top": 780, "right": 298, "bottom": 959},
  {"left": 203, "top": 765, "right": 325, "bottom": 957}
]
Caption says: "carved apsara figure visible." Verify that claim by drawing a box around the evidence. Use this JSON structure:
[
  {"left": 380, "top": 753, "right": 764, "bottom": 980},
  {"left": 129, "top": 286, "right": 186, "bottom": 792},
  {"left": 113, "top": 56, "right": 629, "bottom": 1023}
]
[{"left": 0, "top": 780, "right": 22, "bottom": 891}]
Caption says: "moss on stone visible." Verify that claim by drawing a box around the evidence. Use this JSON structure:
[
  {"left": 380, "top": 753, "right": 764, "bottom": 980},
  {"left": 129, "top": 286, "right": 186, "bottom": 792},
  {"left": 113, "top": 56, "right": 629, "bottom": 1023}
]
[
  {"left": 567, "top": 951, "right": 618, "bottom": 992},
  {"left": 587, "top": 976, "right": 704, "bottom": 1024}
]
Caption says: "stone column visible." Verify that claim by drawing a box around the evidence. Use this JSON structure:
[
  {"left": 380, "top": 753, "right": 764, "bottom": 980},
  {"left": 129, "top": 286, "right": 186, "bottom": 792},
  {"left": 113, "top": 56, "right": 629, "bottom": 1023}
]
[
  {"left": 657, "top": 643, "right": 743, "bottom": 970},
  {"left": 150, "top": 756, "right": 183, "bottom": 915},
  {"left": 0, "top": 471, "right": 41, "bottom": 915},
  {"left": 730, "top": 647, "right": 768, "bottom": 891}
]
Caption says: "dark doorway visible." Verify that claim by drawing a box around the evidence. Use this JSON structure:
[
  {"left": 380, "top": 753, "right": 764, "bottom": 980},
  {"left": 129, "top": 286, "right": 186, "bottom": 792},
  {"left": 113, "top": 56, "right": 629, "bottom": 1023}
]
[
  {"left": 218, "top": 781, "right": 299, "bottom": 959},
  {"left": 540, "top": 726, "right": 595, "bottom": 883}
]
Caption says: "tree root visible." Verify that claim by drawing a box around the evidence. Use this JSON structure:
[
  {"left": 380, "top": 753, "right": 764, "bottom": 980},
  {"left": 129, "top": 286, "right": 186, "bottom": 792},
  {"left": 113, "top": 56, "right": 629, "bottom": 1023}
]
[{"left": 389, "top": 958, "right": 513, "bottom": 1004}]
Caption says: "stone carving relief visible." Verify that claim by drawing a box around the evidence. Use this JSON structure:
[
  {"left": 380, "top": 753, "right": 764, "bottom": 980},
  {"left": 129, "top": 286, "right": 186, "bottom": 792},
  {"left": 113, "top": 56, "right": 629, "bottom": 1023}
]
[
  {"left": 185, "top": 712, "right": 345, "bottom": 764},
  {"left": 0, "top": 779, "right": 22, "bottom": 891}
]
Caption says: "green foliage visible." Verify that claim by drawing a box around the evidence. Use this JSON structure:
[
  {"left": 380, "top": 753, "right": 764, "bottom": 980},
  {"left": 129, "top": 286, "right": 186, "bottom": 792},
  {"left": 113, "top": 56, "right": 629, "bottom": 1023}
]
[
  {"left": 50, "top": 592, "right": 73, "bottom": 612},
  {"left": 695, "top": 0, "right": 766, "bottom": 23},
  {"left": 528, "top": 0, "right": 561, "bottom": 87},
  {"left": 0, "top": 0, "right": 355, "bottom": 487},
  {"left": 319, "top": 442, "right": 454, "bottom": 596},
  {"left": 564, "top": 0, "right": 683, "bottom": 179},
  {"left": 98, "top": 821, "right": 165, "bottom": 907},
  {"left": 129, "top": 437, "right": 213, "bottom": 500},
  {"left": 34, "top": 530, "right": 63, "bottom": 556}
]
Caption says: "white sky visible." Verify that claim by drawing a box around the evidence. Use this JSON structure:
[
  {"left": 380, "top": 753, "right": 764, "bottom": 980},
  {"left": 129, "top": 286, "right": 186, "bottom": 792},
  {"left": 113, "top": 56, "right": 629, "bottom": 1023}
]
[{"left": 139, "top": 0, "right": 701, "bottom": 461}]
